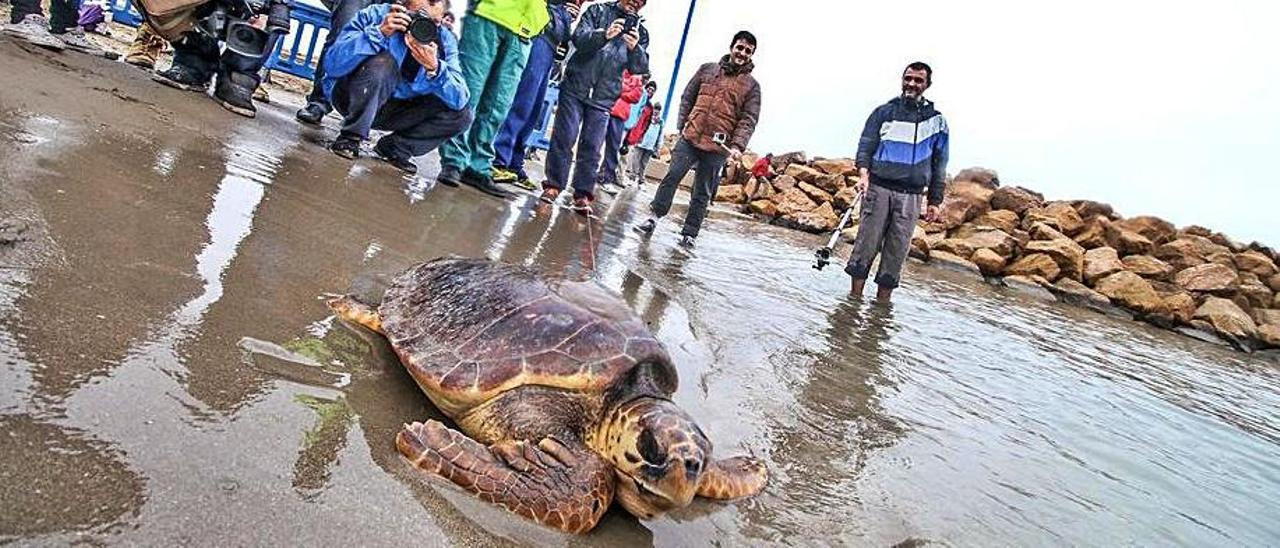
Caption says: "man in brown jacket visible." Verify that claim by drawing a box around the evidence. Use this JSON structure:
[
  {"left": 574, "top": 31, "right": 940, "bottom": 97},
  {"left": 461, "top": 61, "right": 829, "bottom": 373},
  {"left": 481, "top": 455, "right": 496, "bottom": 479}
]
[{"left": 635, "top": 30, "right": 762, "bottom": 248}]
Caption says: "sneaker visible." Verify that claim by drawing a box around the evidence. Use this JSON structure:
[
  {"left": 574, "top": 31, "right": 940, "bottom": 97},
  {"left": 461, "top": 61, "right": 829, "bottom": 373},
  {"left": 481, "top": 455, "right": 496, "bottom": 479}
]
[
  {"left": 462, "top": 170, "right": 514, "bottom": 199},
  {"left": 2, "top": 15, "right": 66, "bottom": 51},
  {"left": 214, "top": 72, "right": 258, "bottom": 118},
  {"left": 437, "top": 166, "right": 462, "bottom": 187},
  {"left": 492, "top": 166, "right": 518, "bottom": 184},
  {"left": 634, "top": 218, "right": 656, "bottom": 236},
  {"left": 539, "top": 187, "right": 561, "bottom": 204},
  {"left": 296, "top": 102, "right": 326, "bottom": 126},
  {"left": 373, "top": 140, "right": 418, "bottom": 175},
  {"left": 599, "top": 182, "right": 621, "bottom": 196},
  {"left": 512, "top": 174, "right": 536, "bottom": 191},
  {"left": 124, "top": 24, "right": 163, "bottom": 69},
  {"left": 329, "top": 134, "right": 361, "bottom": 159},
  {"left": 678, "top": 235, "right": 696, "bottom": 249},
  {"left": 55, "top": 27, "right": 108, "bottom": 57},
  {"left": 153, "top": 64, "right": 209, "bottom": 92},
  {"left": 571, "top": 195, "right": 594, "bottom": 212}
]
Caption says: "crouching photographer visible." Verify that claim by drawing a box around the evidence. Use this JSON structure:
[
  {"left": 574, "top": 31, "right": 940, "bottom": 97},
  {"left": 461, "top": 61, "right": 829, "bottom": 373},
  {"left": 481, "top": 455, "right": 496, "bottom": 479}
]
[{"left": 321, "top": 0, "right": 471, "bottom": 175}]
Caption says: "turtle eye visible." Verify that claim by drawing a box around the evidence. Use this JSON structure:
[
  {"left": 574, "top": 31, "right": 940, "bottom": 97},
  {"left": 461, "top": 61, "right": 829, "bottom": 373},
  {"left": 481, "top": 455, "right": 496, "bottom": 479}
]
[{"left": 637, "top": 428, "right": 666, "bottom": 465}]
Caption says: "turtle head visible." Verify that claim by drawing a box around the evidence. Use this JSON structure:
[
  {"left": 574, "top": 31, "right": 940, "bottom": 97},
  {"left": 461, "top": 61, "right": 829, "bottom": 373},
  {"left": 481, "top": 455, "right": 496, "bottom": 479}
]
[{"left": 593, "top": 397, "right": 711, "bottom": 519}]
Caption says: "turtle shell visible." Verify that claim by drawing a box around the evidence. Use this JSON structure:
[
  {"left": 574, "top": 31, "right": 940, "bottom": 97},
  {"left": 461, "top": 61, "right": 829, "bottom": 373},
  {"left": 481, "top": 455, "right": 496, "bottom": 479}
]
[{"left": 378, "top": 258, "right": 676, "bottom": 417}]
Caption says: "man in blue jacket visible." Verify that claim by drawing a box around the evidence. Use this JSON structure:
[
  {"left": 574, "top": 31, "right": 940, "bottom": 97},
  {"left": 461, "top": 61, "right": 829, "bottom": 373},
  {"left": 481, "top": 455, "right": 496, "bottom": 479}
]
[
  {"left": 846, "top": 62, "right": 949, "bottom": 302},
  {"left": 539, "top": 0, "right": 649, "bottom": 210},
  {"left": 321, "top": 0, "right": 472, "bottom": 176}
]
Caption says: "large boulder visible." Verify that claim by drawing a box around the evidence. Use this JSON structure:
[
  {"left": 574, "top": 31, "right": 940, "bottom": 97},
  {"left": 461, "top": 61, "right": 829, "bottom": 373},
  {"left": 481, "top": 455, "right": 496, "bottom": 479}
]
[
  {"left": 1193, "top": 297, "right": 1258, "bottom": 340},
  {"left": 971, "top": 209, "right": 1020, "bottom": 234},
  {"left": 1084, "top": 247, "right": 1126, "bottom": 284},
  {"left": 909, "top": 225, "right": 931, "bottom": 260},
  {"left": 1073, "top": 216, "right": 1111, "bottom": 249},
  {"left": 929, "top": 250, "right": 982, "bottom": 277},
  {"left": 811, "top": 158, "right": 857, "bottom": 176},
  {"left": 1159, "top": 292, "right": 1198, "bottom": 325},
  {"left": 1005, "top": 253, "right": 1061, "bottom": 281},
  {"left": 1003, "top": 275, "right": 1058, "bottom": 302},
  {"left": 783, "top": 163, "right": 822, "bottom": 183},
  {"left": 952, "top": 167, "right": 1000, "bottom": 187},
  {"left": 1155, "top": 236, "right": 1234, "bottom": 271},
  {"left": 1268, "top": 273, "right": 1280, "bottom": 293},
  {"left": 1259, "top": 324, "right": 1280, "bottom": 348},
  {"left": 1029, "top": 222, "right": 1070, "bottom": 242},
  {"left": 772, "top": 174, "right": 799, "bottom": 193},
  {"left": 715, "top": 184, "right": 747, "bottom": 204},
  {"left": 788, "top": 201, "right": 841, "bottom": 233},
  {"left": 1094, "top": 271, "right": 1162, "bottom": 313},
  {"left": 1122, "top": 255, "right": 1174, "bottom": 280},
  {"left": 949, "top": 180, "right": 996, "bottom": 206},
  {"left": 1113, "top": 216, "right": 1178, "bottom": 245},
  {"left": 959, "top": 227, "right": 1019, "bottom": 259},
  {"left": 1051, "top": 278, "right": 1112, "bottom": 311},
  {"left": 1021, "top": 202, "right": 1085, "bottom": 236},
  {"left": 1103, "top": 224, "right": 1154, "bottom": 256},
  {"left": 1069, "top": 200, "right": 1116, "bottom": 220},
  {"left": 797, "top": 181, "right": 833, "bottom": 204},
  {"left": 1234, "top": 251, "right": 1279, "bottom": 278},
  {"left": 772, "top": 187, "right": 818, "bottom": 216},
  {"left": 1209, "top": 232, "right": 1245, "bottom": 252},
  {"left": 749, "top": 199, "right": 779, "bottom": 217},
  {"left": 972, "top": 248, "right": 1007, "bottom": 276},
  {"left": 990, "top": 186, "right": 1044, "bottom": 214},
  {"left": 1025, "top": 238, "right": 1086, "bottom": 281},
  {"left": 1239, "top": 280, "right": 1275, "bottom": 309},
  {"left": 1174, "top": 263, "right": 1240, "bottom": 294},
  {"left": 1181, "top": 225, "right": 1213, "bottom": 238},
  {"left": 934, "top": 238, "right": 975, "bottom": 259},
  {"left": 770, "top": 151, "right": 806, "bottom": 172},
  {"left": 832, "top": 186, "right": 859, "bottom": 211},
  {"left": 939, "top": 197, "right": 990, "bottom": 230},
  {"left": 813, "top": 173, "right": 846, "bottom": 194},
  {"left": 1253, "top": 308, "right": 1280, "bottom": 328}
]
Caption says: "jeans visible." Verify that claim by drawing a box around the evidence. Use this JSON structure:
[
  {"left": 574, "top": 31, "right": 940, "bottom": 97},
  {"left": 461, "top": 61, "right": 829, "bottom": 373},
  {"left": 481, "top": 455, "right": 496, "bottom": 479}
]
[
  {"left": 438, "top": 15, "right": 530, "bottom": 176},
  {"left": 543, "top": 91, "right": 611, "bottom": 199},
  {"left": 304, "top": 0, "right": 384, "bottom": 111},
  {"left": 627, "top": 147, "right": 654, "bottom": 181},
  {"left": 170, "top": 30, "right": 278, "bottom": 86},
  {"left": 492, "top": 35, "right": 556, "bottom": 177},
  {"left": 9, "top": 0, "right": 77, "bottom": 32},
  {"left": 331, "top": 52, "right": 473, "bottom": 159},
  {"left": 595, "top": 116, "right": 627, "bottom": 186},
  {"left": 649, "top": 138, "right": 728, "bottom": 239},
  {"left": 844, "top": 183, "right": 924, "bottom": 289}
]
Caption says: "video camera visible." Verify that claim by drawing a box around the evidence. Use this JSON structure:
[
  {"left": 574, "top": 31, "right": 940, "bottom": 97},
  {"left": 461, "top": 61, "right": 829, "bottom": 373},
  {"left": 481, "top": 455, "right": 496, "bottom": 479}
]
[{"left": 131, "top": 0, "right": 289, "bottom": 64}]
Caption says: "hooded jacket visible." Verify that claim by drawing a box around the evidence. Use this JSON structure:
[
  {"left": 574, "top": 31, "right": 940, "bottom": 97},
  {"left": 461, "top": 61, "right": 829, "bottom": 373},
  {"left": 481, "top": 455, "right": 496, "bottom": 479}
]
[
  {"left": 856, "top": 96, "right": 950, "bottom": 205},
  {"left": 559, "top": 1, "right": 649, "bottom": 111},
  {"left": 678, "top": 55, "right": 761, "bottom": 153},
  {"left": 472, "top": 0, "right": 549, "bottom": 40},
  {"left": 609, "top": 73, "right": 644, "bottom": 120}
]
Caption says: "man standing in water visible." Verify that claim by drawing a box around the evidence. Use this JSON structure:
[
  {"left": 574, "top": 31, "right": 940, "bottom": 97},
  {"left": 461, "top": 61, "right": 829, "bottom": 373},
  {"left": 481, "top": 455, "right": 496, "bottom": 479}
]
[{"left": 846, "top": 62, "right": 949, "bottom": 302}]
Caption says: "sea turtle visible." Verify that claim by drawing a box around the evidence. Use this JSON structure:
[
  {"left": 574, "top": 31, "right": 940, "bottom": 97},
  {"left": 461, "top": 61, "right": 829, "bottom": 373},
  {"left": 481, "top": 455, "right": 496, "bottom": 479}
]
[{"left": 327, "top": 257, "right": 767, "bottom": 534}]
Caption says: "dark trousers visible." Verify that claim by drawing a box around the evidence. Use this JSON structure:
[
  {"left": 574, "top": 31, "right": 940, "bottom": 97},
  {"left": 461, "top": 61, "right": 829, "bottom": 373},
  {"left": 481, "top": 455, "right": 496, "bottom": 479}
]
[
  {"left": 305, "top": 0, "right": 382, "bottom": 111},
  {"left": 492, "top": 36, "right": 556, "bottom": 176},
  {"left": 171, "top": 30, "right": 277, "bottom": 85},
  {"left": 649, "top": 138, "right": 728, "bottom": 239},
  {"left": 10, "top": 0, "right": 78, "bottom": 32},
  {"left": 544, "top": 91, "right": 611, "bottom": 199},
  {"left": 596, "top": 116, "right": 627, "bottom": 186},
  {"left": 330, "top": 52, "right": 473, "bottom": 159}
]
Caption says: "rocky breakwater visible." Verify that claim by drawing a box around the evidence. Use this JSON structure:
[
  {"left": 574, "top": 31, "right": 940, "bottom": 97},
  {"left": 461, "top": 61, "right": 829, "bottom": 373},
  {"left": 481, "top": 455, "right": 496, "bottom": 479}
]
[{"left": 713, "top": 155, "right": 1280, "bottom": 352}]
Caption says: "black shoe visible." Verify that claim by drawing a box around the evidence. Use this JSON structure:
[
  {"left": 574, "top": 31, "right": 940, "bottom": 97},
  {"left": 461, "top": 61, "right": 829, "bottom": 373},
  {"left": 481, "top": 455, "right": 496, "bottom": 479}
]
[
  {"left": 296, "top": 102, "right": 327, "bottom": 126},
  {"left": 634, "top": 219, "right": 656, "bottom": 235},
  {"left": 153, "top": 65, "right": 209, "bottom": 92},
  {"left": 373, "top": 140, "right": 418, "bottom": 175},
  {"left": 214, "top": 72, "right": 258, "bottom": 118},
  {"left": 462, "top": 170, "right": 514, "bottom": 199},
  {"left": 329, "top": 135, "right": 361, "bottom": 159},
  {"left": 678, "top": 235, "right": 696, "bottom": 249},
  {"left": 437, "top": 166, "right": 462, "bottom": 187}
]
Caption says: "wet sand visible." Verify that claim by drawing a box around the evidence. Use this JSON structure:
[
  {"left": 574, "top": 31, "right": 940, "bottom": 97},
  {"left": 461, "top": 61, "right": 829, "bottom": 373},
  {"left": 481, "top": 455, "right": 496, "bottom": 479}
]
[{"left": 3, "top": 37, "right": 1279, "bottom": 546}]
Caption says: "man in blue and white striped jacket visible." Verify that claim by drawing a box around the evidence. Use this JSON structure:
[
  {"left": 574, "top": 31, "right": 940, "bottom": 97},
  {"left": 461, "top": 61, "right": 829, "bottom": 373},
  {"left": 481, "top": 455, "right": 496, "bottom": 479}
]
[{"left": 846, "top": 62, "right": 950, "bottom": 302}]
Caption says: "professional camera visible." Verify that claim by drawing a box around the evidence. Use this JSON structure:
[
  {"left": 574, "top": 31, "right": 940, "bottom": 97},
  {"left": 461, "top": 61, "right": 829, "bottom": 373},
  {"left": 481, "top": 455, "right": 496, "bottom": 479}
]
[
  {"left": 408, "top": 11, "right": 440, "bottom": 44},
  {"left": 621, "top": 12, "right": 640, "bottom": 33}
]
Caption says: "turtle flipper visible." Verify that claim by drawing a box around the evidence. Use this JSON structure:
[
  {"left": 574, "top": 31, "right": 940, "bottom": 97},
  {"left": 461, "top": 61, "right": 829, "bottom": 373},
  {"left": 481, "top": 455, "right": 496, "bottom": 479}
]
[
  {"left": 326, "top": 294, "right": 383, "bottom": 334},
  {"left": 397, "top": 420, "right": 615, "bottom": 534},
  {"left": 696, "top": 456, "right": 768, "bottom": 499}
]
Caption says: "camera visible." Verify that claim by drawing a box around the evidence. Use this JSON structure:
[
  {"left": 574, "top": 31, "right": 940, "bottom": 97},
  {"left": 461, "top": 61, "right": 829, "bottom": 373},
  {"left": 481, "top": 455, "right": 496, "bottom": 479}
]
[
  {"left": 621, "top": 12, "right": 640, "bottom": 33},
  {"left": 712, "top": 132, "right": 728, "bottom": 146},
  {"left": 408, "top": 11, "right": 440, "bottom": 44}
]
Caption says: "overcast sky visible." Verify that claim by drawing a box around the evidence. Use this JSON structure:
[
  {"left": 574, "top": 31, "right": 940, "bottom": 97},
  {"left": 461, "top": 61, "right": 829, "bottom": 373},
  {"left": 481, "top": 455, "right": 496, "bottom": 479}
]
[{"left": 454, "top": 1, "right": 1280, "bottom": 244}]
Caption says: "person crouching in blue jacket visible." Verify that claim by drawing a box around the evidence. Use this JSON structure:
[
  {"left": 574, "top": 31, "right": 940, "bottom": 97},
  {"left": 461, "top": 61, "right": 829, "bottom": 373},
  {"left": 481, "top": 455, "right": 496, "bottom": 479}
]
[{"left": 322, "top": 0, "right": 472, "bottom": 176}]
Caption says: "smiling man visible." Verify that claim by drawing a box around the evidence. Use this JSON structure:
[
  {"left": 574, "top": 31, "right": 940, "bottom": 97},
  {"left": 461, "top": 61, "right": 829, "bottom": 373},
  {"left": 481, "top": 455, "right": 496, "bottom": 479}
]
[{"left": 845, "top": 62, "right": 950, "bottom": 303}]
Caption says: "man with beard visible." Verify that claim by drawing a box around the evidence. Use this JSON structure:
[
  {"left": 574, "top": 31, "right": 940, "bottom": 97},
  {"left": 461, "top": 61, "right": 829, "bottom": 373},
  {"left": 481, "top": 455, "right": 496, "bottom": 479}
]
[
  {"left": 845, "top": 62, "right": 949, "bottom": 303},
  {"left": 636, "top": 30, "right": 761, "bottom": 248}
]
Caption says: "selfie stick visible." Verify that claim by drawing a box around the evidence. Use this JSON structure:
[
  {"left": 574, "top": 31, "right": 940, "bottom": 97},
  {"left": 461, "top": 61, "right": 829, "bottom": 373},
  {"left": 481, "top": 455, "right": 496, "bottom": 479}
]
[{"left": 813, "top": 191, "right": 862, "bottom": 271}]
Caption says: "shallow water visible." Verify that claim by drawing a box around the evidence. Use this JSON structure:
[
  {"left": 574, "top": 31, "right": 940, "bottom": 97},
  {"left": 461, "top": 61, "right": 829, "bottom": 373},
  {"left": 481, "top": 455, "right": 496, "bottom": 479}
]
[{"left": 1, "top": 40, "right": 1279, "bottom": 546}]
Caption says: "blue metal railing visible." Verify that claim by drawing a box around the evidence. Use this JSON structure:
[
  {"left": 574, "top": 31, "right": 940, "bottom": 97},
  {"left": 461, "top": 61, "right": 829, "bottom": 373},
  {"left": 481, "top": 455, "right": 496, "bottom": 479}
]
[
  {"left": 526, "top": 82, "right": 558, "bottom": 151},
  {"left": 107, "top": 0, "right": 144, "bottom": 27},
  {"left": 264, "top": 2, "right": 330, "bottom": 80}
]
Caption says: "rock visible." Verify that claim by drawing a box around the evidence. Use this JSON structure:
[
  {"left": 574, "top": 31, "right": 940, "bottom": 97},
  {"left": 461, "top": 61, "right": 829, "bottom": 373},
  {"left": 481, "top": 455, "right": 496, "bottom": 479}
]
[
  {"left": 990, "top": 186, "right": 1044, "bottom": 214},
  {"left": 771, "top": 151, "right": 806, "bottom": 172},
  {"left": 1268, "top": 273, "right": 1280, "bottom": 293},
  {"left": 1003, "top": 275, "right": 1057, "bottom": 301},
  {"left": 1029, "top": 222, "right": 1070, "bottom": 242},
  {"left": 1174, "top": 263, "right": 1240, "bottom": 294},
  {"left": 1239, "top": 281, "right": 1274, "bottom": 309},
  {"left": 1159, "top": 292, "right": 1198, "bottom": 324},
  {"left": 958, "top": 227, "right": 1019, "bottom": 259},
  {"left": 1005, "top": 253, "right": 1061, "bottom": 281},
  {"left": 772, "top": 174, "right": 799, "bottom": 193},
  {"left": 1182, "top": 225, "right": 1213, "bottom": 238},
  {"left": 783, "top": 163, "right": 822, "bottom": 183},
  {"left": 1234, "top": 251, "right": 1278, "bottom": 278},
  {"left": 1253, "top": 308, "right": 1280, "bottom": 328},
  {"left": 1209, "top": 232, "right": 1244, "bottom": 252},
  {"left": 832, "top": 186, "right": 859, "bottom": 210},
  {"left": 934, "top": 238, "right": 975, "bottom": 259},
  {"left": 924, "top": 231, "right": 946, "bottom": 249},
  {"left": 1155, "top": 236, "right": 1233, "bottom": 271},
  {"left": 743, "top": 177, "right": 761, "bottom": 199},
  {"left": 0, "top": 220, "right": 29, "bottom": 245},
  {"left": 811, "top": 158, "right": 856, "bottom": 176},
  {"left": 1011, "top": 229, "right": 1031, "bottom": 249},
  {"left": 1051, "top": 278, "right": 1112, "bottom": 311},
  {"left": 1103, "top": 223, "right": 1154, "bottom": 256},
  {"left": 841, "top": 225, "right": 860, "bottom": 243},
  {"left": 1084, "top": 247, "right": 1125, "bottom": 284},
  {"left": 1274, "top": 292, "right": 1280, "bottom": 309},
  {"left": 948, "top": 180, "right": 996, "bottom": 206},
  {"left": 972, "top": 248, "right": 1007, "bottom": 276},
  {"left": 939, "top": 196, "right": 989, "bottom": 230},
  {"left": 972, "top": 209, "right": 1020, "bottom": 234},
  {"left": 1113, "top": 216, "right": 1178, "bottom": 245},
  {"left": 1193, "top": 297, "right": 1258, "bottom": 340},
  {"left": 749, "top": 199, "right": 779, "bottom": 217},
  {"left": 797, "top": 181, "right": 833, "bottom": 204},
  {"left": 910, "top": 225, "right": 931, "bottom": 260},
  {"left": 929, "top": 251, "right": 982, "bottom": 277},
  {"left": 1022, "top": 202, "right": 1085, "bottom": 236},
  {"left": 1122, "top": 255, "right": 1174, "bottom": 280},
  {"left": 772, "top": 188, "right": 818, "bottom": 217},
  {"left": 1095, "top": 271, "right": 1163, "bottom": 313},
  {"left": 953, "top": 167, "right": 1000, "bottom": 187},
  {"left": 1069, "top": 200, "right": 1116, "bottom": 220},
  {"left": 813, "top": 173, "right": 845, "bottom": 194},
  {"left": 1026, "top": 238, "right": 1086, "bottom": 281},
  {"left": 1259, "top": 324, "right": 1280, "bottom": 348},
  {"left": 1073, "top": 216, "right": 1111, "bottom": 249},
  {"left": 788, "top": 201, "right": 840, "bottom": 233},
  {"left": 716, "top": 184, "right": 747, "bottom": 204}
]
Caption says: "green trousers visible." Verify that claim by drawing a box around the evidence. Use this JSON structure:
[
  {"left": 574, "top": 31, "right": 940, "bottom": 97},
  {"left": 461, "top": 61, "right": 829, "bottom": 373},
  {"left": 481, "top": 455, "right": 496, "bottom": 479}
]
[{"left": 439, "top": 15, "right": 531, "bottom": 177}]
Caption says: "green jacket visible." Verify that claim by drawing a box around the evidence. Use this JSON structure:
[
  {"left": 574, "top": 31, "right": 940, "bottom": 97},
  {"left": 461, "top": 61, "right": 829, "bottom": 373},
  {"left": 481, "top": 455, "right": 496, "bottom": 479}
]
[{"left": 472, "top": 0, "right": 550, "bottom": 39}]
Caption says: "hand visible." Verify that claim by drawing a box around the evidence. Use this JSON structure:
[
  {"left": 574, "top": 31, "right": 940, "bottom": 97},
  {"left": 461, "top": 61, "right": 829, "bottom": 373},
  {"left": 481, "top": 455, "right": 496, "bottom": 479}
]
[
  {"left": 405, "top": 34, "right": 439, "bottom": 74},
  {"left": 622, "top": 27, "right": 640, "bottom": 50},
  {"left": 380, "top": 4, "right": 411, "bottom": 37},
  {"left": 727, "top": 147, "right": 743, "bottom": 160},
  {"left": 605, "top": 18, "right": 625, "bottom": 39},
  {"left": 924, "top": 205, "right": 942, "bottom": 223},
  {"left": 566, "top": 2, "right": 580, "bottom": 19},
  {"left": 854, "top": 174, "right": 869, "bottom": 196}
]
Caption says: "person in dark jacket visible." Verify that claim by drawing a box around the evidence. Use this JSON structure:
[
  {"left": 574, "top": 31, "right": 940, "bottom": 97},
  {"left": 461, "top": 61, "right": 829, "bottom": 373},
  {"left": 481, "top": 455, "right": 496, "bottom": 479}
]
[
  {"left": 636, "top": 30, "right": 761, "bottom": 248},
  {"left": 321, "top": 0, "right": 473, "bottom": 175},
  {"left": 539, "top": 0, "right": 649, "bottom": 210},
  {"left": 491, "top": 0, "right": 580, "bottom": 190},
  {"left": 846, "top": 61, "right": 950, "bottom": 302}
]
